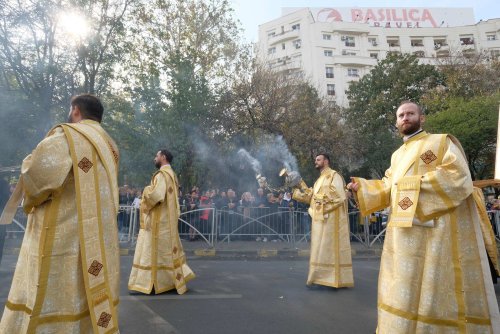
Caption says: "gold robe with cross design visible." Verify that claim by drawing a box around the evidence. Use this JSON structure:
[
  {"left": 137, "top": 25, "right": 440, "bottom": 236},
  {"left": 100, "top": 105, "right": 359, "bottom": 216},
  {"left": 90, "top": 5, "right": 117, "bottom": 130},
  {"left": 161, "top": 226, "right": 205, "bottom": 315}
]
[
  {"left": 128, "top": 165, "right": 195, "bottom": 295},
  {"left": 0, "top": 120, "right": 120, "bottom": 334},
  {"left": 353, "top": 131, "right": 500, "bottom": 334},
  {"left": 293, "top": 167, "right": 354, "bottom": 288}
]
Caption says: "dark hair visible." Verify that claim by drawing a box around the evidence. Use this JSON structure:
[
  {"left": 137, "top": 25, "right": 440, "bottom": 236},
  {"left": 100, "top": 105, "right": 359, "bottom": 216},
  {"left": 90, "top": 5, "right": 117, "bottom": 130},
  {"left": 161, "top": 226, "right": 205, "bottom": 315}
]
[
  {"left": 71, "top": 94, "right": 104, "bottom": 122},
  {"left": 316, "top": 153, "right": 330, "bottom": 163},
  {"left": 159, "top": 149, "right": 173, "bottom": 163},
  {"left": 398, "top": 100, "right": 424, "bottom": 115}
]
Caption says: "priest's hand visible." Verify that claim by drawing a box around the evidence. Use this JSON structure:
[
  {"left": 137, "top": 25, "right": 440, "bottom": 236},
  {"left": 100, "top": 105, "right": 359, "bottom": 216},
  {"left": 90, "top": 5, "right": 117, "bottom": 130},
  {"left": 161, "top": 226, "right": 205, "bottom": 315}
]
[{"left": 347, "top": 178, "right": 359, "bottom": 192}]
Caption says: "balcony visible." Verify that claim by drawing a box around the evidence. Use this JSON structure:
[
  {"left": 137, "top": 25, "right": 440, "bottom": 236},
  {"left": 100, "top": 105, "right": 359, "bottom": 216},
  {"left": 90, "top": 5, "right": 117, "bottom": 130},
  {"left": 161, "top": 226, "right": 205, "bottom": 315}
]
[
  {"left": 269, "top": 29, "right": 300, "bottom": 44},
  {"left": 272, "top": 58, "right": 302, "bottom": 71},
  {"left": 436, "top": 50, "right": 450, "bottom": 58},
  {"left": 331, "top": 55, "right": 377, "bottom": 67}
]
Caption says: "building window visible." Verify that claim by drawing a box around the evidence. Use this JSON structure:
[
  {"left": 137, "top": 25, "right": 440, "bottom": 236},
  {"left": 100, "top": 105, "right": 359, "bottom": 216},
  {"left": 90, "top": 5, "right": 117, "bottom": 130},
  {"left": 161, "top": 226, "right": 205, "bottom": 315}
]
[
  {"left": 460, "top": 36, "right": 474, "bottom": 45},
  {"left": 433, "top": 38, "right": 448, "bottom": 50},
  {"left": 370, "top": 52, "right": 378, "bottom": 59},
  {"left": 387, "top": 37, "right": 400, "bottom": 47},
  {"left": 325, "top": 67, "right": 334, "bottom": 78},
  {"left": 327, "top": 84, "right": 335, "bottom": 96},
  {"left": 323, "top": 34, "right": 331, "bottom": 40},
  {"left": 291, "top": 23, "right": 300, "bottom": 31},
  {"left": 324, "top": 50, "right": 333, "bottom": 57},
  {"left": 293, "top": 39, "right": 301, "bottom": 49},
  {"left": 487, "top": 34, "right": 497, "bottom": 41},
  {"left": 282, "top": 43, "right": 285, "bottom": 50},
  {"left": 267, "top": 31, "right": 276, "bottom": 38},
  {"left": 411, "top": 39, "right": 424, "bottom": 47},
  {"left": 342, "top": 36, "right": 355, "bottom": 47},
  {"left": 368, "top": 38, "right": 378, "bottom": 46},
  {"left": 347, "top": 68, "right": 359, "bottom": 77},
  {"left": 413, "top": 51, "right": 425, "bottom": 58},
  {"left": 268, "top": 47, "right": 276, "bottom": 55}
]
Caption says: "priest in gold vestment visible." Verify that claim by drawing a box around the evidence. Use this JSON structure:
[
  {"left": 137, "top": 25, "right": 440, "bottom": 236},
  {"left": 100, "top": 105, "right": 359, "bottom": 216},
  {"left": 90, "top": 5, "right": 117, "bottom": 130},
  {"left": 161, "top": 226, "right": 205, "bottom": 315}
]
[
  {"left": 292, "top": 153, "right": 354, "bottom": 288},
  {"left": 128, "top": 149, "right": 195, "bottom": 295},
  {"left": 348, "top": 101, "right": 500, "bottom": 333},
  {"left": 0, "top": 94, "right": 120, "bottom": 333}
]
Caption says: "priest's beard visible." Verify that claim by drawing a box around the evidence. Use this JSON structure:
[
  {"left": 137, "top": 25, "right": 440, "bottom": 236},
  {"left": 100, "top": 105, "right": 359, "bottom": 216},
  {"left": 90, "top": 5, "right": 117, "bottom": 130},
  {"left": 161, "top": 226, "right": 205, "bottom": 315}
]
[
  {"left": 398, "top": 119, "right": 421, "bottom": 136},
  {"left": 154, "top": 161, "right": 161, "bottom": 169}
]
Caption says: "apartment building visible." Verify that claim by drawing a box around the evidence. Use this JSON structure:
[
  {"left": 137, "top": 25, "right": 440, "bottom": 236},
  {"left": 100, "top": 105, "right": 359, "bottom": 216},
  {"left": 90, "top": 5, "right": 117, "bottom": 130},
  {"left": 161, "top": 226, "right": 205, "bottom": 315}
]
[{"left": 258, "top": 7, "right": 500, "bottom": 106}]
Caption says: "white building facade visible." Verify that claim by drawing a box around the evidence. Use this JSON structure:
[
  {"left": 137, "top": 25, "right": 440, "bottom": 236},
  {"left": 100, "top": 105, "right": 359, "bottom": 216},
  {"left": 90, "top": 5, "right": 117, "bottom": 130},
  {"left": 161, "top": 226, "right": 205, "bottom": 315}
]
[{"left": 257, "top": 7, "right": 500, "bottom": 106}]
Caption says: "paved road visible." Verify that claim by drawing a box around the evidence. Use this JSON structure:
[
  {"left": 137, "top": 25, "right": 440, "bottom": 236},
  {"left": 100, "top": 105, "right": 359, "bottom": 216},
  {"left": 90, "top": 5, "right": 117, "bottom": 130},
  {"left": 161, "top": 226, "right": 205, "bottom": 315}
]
[{"left": 1, "top": 256, "right": 499, "bottom": 333}]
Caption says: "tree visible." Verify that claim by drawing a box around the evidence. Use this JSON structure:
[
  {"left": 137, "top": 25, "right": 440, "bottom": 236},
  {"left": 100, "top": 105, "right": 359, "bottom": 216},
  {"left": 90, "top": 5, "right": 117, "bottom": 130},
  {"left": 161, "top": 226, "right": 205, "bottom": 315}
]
[
  {"left": 0, "top": 0, "right": 140, "bottom": 175},
  {"left": 100, "top": 93, "right": 155, "bottom": 186},
  {"left": 344, "top": 54, "right": 443, "bottom": 177},
  {"left": 0, "top": 0, "right": 76, "bottom": 133},
  {"left": 112, "top": 0, "right": 251, "bottom": 189},
  {"left": 128, "top": 0, "right": 250, "bottom": 92},
  {"left": 0, "top": 72, "right": 39, "bottom": 168},
  {"left": 420, "top": 52, "right": 500, "bottom": 180},
  {"left": 222, "top": 61, "right": 349, "bottom": 185},
  {"left": 425, "top": 94, "right": 499, "bottom": 180},
  {"left": 74, "top": 0, "right": 137, "bottom": 94},
  {"left": 422, "top": 52, "right": 500, "bottom": 114},
  {"left": 345, "top": 53, "right": 443, "bottom": 131}
]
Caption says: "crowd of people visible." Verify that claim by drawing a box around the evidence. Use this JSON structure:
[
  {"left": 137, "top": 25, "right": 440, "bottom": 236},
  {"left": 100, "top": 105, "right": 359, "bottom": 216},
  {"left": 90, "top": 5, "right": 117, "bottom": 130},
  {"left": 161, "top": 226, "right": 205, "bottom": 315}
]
[
  {"left": 117, "top": 183, "right": 500, "bottom": 241},
  {"left": 117, "top": 184, "right": 315, "bottom": 241},
  {"left": 181, "top": 186, "right": 311, "bottom": 241}
]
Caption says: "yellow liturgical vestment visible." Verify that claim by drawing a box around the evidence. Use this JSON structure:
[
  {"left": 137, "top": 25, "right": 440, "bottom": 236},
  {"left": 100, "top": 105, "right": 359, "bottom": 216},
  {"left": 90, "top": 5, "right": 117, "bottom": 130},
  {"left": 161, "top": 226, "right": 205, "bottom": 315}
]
[
  {"left": 353, "top": 131, "right": 500, "bottom": 333},
  {"left": 0, "top": 120, "right": 120, "bottom": 333},
  {"left": 293, "top": 167, "right": 354, "bottom": 288},
  {"left": 128, "top": 165, "right": 195, "bottom": 294}
]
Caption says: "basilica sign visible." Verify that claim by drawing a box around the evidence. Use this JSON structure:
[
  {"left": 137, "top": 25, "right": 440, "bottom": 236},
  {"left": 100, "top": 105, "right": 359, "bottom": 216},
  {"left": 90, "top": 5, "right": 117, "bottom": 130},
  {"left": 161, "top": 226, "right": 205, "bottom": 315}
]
[{"left": 284, "top": 7, "right": 475, "bottom": 28}]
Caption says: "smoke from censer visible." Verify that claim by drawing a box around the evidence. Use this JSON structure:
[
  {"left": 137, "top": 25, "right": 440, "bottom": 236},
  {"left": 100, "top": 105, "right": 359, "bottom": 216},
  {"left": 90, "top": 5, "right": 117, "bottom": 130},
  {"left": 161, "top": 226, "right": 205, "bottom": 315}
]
[
  {"left": 237, "top": 149, "right": 262, "bottom": 175},
  {"left": 191, "top": 130, "right": 300, "bottom": 193}
]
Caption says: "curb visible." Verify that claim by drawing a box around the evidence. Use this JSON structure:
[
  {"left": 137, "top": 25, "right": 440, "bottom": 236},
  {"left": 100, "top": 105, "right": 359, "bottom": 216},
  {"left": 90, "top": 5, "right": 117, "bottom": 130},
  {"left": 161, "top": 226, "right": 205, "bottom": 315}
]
[
  {"left": 194, "top": 249, "right": 216, "bottom": 257},
  {"left": 2, "top": 247, "right": 382, "bottom": 259}
]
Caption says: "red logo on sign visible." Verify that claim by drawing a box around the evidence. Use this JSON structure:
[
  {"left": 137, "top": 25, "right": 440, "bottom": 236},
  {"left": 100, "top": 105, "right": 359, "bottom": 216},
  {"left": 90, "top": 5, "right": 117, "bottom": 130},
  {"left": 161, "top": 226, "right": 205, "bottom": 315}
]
[{"left": 317, "top": 8, "right": 343, "bottom": 22}]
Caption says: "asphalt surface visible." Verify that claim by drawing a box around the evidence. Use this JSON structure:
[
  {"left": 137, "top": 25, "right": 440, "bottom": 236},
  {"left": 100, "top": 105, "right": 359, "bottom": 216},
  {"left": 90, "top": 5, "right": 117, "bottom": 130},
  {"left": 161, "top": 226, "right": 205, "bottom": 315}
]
[{"left": 0, "top": 255, "right": 499, "bottom": 334}]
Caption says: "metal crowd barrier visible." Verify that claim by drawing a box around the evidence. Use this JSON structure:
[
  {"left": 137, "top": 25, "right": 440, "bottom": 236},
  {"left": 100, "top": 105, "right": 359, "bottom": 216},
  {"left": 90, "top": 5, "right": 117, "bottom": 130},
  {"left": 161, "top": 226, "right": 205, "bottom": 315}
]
[
  {"left": 178, "top": 207, "right": 216, "bottom": 245},
  {"left": 216, "top": 206, "right": 299, "bottom": 243},
  {"left": 5, "top": 206, "right": 500, "bottom": 250}
]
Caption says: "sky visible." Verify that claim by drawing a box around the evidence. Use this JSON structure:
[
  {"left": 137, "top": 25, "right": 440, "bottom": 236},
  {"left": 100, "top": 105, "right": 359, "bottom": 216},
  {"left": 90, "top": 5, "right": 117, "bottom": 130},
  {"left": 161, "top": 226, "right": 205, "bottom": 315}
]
[{"left": 231, "top": 0, "right": 500, "bottom": 43}]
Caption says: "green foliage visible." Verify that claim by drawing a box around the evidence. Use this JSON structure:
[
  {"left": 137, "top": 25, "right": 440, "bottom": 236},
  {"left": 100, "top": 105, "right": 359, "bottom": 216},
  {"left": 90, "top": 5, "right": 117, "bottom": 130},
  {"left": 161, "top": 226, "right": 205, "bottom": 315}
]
[
  {"left": 344, "top": 53, "right": 443, "bottom": 177},
  {"left": 0, "top": 81, "right": 40, "bottom": 168},
  {"left": 421, "top": 54, "right": 500, "bottom": 180},
  {"left": 101, "top": 94, "right": 155, "bottom": 186},
  {"left": 346, "top": 53, "right": 443, "bottom": 130},
  {"left": 425, "top": 94, "right": 500, "bottom": 179}
]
